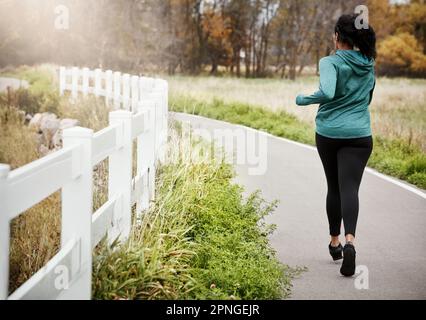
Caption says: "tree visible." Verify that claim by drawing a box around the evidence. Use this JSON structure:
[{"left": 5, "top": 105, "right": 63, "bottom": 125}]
[
  {"left": 377, "top": 32, "right": 426, "bottom": 76},
  {"left": 202, "top": 7, "right": 233, "bottom": 74},
  {"left": 226, "top": 0, "right": 250, "bottom": 77}
]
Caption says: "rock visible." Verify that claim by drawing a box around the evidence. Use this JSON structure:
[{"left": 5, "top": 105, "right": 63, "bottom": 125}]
[
  {"left": 39, "top": 144, "right": 49, "bottom": 156},
  {"left": 29, "top": 112, "right": 60, "bottom": 148},
  {"left": 34, "top": 133, "right": 44, "bottom": 146},
  {"left": 59, "top": 118, "right": 79, "bottom": 130},
  {"left": 29, "top": 113, "right": 43, "bottom": 130},
  {"left": 52, "top": 118, "right": 80, "bottom": 149},
  {"left": 29, "top": 112, "right": 60, "bottom": 133},
  {"left": 40, "top": 113, "right": 60, "bottom": 134},
  {"left": 52, "top": 131, "right": 62, "bottom": 148},
  {"left": 28, "top": 112, "right": 79, "bottom": 150}
]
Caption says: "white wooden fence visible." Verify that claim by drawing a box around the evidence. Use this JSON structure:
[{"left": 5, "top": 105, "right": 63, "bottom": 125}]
[{"left": 0, "top": 67, "right": 168, "bottom": 300}]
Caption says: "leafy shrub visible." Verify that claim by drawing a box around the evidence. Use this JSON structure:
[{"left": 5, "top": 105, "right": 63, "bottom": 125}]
[
  {"left": 377, "top": 33, "right": 426, "bottom": 77},
  {"left": 92, "top": 129, "right": 296, "bottom": 300}
]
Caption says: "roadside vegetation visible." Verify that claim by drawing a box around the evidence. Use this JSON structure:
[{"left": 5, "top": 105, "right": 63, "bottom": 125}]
[
  {"left": 1, "top": 65, "right": 296, "bottom": 299},
  {"left": 0, "top": 66, "right": 111, "bottom": 293},
  {"left": 167, "top": 75, "right": 426, "bottom": 151},
  {"left": 92, "top": 124, "right": 296, "bottom": 299}
]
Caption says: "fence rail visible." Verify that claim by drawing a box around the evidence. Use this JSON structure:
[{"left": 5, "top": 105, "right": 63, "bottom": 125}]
[{"left": 0, "top": 67, "right": 168, "bottom": 300}]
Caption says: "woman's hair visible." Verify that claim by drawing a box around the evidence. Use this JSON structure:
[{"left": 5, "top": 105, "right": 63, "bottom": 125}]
[{"left": 335, "top": 14, "right": 377, "bottom": 60}]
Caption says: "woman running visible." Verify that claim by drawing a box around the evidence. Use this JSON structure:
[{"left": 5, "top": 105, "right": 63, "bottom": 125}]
[{"left": 296, "top": 14, "right": 376, "bottom": 276}]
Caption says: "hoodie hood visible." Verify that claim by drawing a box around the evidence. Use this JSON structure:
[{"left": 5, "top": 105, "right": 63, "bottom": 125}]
[{"left": 336, "top": 50, "right": 374, "bottom": 76}]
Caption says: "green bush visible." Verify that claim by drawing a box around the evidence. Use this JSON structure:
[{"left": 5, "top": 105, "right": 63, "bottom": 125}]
[{"left": 92, "top": 132, "right": 296, "bottom": 300}]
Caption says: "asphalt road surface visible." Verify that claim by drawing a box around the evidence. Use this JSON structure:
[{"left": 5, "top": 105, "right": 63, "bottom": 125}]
[
  {"left": 171, "top": 112, "right": 426, "bottom": 300},
  {"left": 0, "top": 77, "right": 29, "bottom": 92}
]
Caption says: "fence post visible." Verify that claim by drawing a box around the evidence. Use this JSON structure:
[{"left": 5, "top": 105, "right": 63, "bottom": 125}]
[
  {"left": 153, "top": 84, "right": 161, "bottom": 162},
  {"left": 139, "top": 77, "right": 156, "bottom": 202},
  {"left": 148, "top": 106, "right": 156, "bottom": 202},
  {"left": 131, "top": 75, "right": 139, "bottom": 113},
  {"left": 122, "top": 74, "right": 130, "bottom": 110},
  {"left": 59, "top": 67, "right": 66, "bottom": 96},
  {"left": 160, "top": 80, "right": 168, "bottom": 162},
  {"left": 113, "top": 72, "right": 121, "bottom": 109},
  {"left": 61, "top": 127, "right": 93, "bottom": 300},
  {"left": 71, "top": 67, "right": 79, "bottom": 100},
  {"left": 94, "top": 68, "right": 102, "bottom": 96},
  {"left": 0, "top": 164, "right": 11, "bottom": 300},
  {"left": 163, "top": 79, "right": 169, "bottom": 125},
  {"left": 82, "top": 67, "right": 89, "bottom": 96},
  {"left": 105, "top": 70, "right": 113, "bottom": 105},
  {"left": 108, "top": 111, "right": 133, "bottom": 243},
  {"left": 140, "top": 99, "right": 156, "bottom": 202},
  {"left": 136, "top": 108, "right": 150, "bottom": 216}
]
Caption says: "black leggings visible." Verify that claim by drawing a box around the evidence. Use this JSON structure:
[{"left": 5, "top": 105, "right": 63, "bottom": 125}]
[{"left": 315, "top": 132, "right": 373, "bottom": 237}]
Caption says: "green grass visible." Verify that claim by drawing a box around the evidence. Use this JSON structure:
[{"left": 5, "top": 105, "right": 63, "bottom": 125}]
[
  {"left": 0, "top": 65, "right": 60, "bottom": 114},
  {"left": 92, "top": 129, "right": 297, "bottom": 300},
  {"left": 170, "top": 94, "right": 426, "bottom": 190},
  {"left": 167, "top": 75, "right": 426, "bottom": 151},
  {"left": 369, "top": 137, "right": 426, "bottom": 189},
  {"left": 1, "top": 65, "right": 56, "bottom": 94},
  {"left": 171, "top": 94, "right": 315, "bottom": 145}
]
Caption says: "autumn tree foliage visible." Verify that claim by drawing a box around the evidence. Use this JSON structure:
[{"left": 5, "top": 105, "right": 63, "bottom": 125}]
[
  {"left": 377, "top": 33, "right": 426, "bottom": 76},
  {"left": 201, "top": 8, "right": 233, "bottom": 74},
  {"left": 369, "top": 0, "right": 426, "bottom": 77},
  {"left": 0, "top": 0, "right": 425, "bottom": 78}
]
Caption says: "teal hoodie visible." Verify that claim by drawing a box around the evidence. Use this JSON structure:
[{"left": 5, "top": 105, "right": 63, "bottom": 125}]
[{"left": 296, "top": 49, "right": 375, "bottom": 138}]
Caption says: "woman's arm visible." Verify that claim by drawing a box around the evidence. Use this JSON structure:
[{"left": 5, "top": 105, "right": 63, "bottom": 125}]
[{"left": 296, "top": 58, "right": 337, "bottom": 106}]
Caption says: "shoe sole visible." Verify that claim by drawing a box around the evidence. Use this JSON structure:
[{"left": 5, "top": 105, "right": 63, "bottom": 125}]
[
  {"left": 331, "top": 253, "right": 343, "bottom": 261},
  {"left": 340, "top": 248, "right": 356, "bottom": 276}
]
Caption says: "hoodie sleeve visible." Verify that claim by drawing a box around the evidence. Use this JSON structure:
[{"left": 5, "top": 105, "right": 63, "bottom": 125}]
[{"left": 296, "top": 58, "right": 337, "bottom": 106}]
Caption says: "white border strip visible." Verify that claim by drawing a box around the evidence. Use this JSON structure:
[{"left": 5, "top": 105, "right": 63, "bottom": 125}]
[{"left": 171, "top": 112, "right": 426, "bottom": 200}]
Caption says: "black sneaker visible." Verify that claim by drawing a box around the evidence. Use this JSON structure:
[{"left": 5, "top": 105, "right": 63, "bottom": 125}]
[
  {"left": 328, "top": 242, "right": 343, "bottom": 261},
  {"left": 340, "top": 243, "right": 356, "bottom": 277}
]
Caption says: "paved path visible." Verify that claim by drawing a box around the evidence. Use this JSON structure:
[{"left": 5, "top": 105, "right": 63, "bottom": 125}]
[
  {"left": 171, "top": 112, "right": 426, "bottom": 300},
  {"left": 0, "top": 77, "right": 29, "bottom": 92}
]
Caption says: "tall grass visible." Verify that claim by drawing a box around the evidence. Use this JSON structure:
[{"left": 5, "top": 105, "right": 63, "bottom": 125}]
[
  {"left": 92, "top": 123, "right": 295, "bottom": 300},
  {"left": 0, "top": 105, "right": 62, "bottom": 293},
  {"left": 166, "top": 75, "right": 426, "bottom": 151},
  {"left": 0, "top": 85, "right": 111, "bottom": 293}
]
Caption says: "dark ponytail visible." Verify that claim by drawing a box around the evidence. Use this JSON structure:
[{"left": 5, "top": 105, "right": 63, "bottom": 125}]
[{"left": 335, "top": 14, "right": 377, "bottom": 60}]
